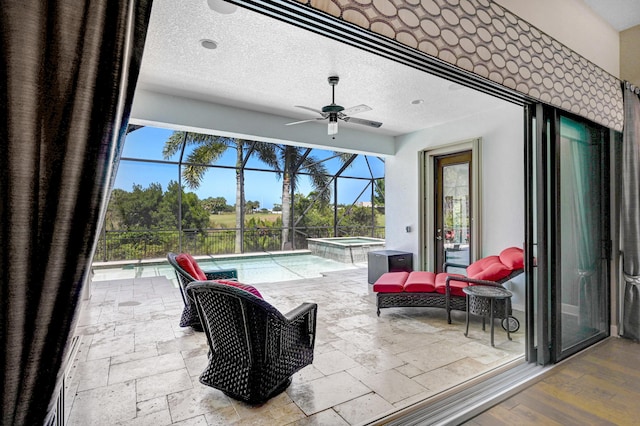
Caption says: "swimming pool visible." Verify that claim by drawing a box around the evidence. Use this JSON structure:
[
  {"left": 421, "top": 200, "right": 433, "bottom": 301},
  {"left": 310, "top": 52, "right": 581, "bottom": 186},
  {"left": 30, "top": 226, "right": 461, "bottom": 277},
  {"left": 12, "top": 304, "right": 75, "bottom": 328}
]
[{"left": 91, "top": 252, "right": 361, "bottom": 284}]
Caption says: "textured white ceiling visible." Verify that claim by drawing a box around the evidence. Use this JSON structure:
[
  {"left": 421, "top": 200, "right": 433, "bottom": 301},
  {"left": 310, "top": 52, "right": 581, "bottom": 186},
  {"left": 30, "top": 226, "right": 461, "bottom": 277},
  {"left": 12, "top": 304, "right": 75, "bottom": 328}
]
[
  {"left": 583, "top": 0, "right": 640, "bottom": 31},
  {"left": 137, "top": 0, "right": 510, "bottom": 138}
]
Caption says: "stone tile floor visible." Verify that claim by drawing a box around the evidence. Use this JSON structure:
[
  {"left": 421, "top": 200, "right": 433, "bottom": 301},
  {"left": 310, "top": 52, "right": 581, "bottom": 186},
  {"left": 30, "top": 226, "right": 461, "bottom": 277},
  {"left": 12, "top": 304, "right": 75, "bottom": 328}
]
[{"left": 66, "top": 268, "right": 524, "bottom": 425}]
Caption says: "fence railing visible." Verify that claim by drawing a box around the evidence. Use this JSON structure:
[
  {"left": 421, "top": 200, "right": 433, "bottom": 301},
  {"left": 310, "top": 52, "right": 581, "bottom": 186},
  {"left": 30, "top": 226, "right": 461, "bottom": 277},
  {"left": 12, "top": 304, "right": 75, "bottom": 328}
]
[{"left": 94, "top": 226, "right": 386, "bottom": 262}]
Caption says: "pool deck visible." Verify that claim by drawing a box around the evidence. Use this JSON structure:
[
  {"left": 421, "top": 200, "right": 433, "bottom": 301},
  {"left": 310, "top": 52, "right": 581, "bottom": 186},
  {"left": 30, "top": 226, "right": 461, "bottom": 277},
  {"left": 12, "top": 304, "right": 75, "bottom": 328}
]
[{"left": 66, "top": 267, "right": 525, "bottom": 425}]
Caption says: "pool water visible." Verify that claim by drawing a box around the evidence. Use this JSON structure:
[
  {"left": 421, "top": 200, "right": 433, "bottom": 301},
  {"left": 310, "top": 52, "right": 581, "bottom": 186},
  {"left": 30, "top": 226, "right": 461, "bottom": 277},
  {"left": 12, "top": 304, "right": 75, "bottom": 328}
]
[{"left": 92, "top": 253, "right": 361, "bottom": 284}]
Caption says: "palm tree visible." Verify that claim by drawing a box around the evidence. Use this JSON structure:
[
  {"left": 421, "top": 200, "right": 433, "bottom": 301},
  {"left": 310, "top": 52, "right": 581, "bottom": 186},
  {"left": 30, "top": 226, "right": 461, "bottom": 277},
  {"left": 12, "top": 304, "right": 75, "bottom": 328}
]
[
  {"left": 163, "top": 132, "right": 248, "bottom": 253},
  {"left": 164, "top": 132, "right": 334, "bottom": 251},
  {"left": 252, "top": 144, "right": 331, "bottom": 249}
]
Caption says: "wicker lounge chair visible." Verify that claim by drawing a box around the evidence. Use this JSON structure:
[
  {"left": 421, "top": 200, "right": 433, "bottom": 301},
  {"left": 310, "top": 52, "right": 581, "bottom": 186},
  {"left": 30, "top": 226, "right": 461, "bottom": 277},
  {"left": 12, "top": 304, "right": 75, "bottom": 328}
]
[
  {"left": 167, "top": 252, "right": 238, "bottom": 330},
  {"left": 187, "top": 281, "right": 318, "bottom": 405},
  {"left": 374, "top": 247, "right": 524, "bottom": 331}
]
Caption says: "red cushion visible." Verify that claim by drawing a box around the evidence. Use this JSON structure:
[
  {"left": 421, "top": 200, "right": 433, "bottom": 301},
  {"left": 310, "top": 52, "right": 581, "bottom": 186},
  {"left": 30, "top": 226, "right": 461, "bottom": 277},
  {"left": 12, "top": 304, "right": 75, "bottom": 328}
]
[
  {"left": 470, "top": 262, "right": 512, "bottom": 282},
  {"left": 373, "top": 272, "right": 409, "bottom": 293},
  {"left": 176, "top": 253, "right": 207, "bottom": 280},
  {"left": 215, "top": 279, "right": 262, "bottom": 298},
  {"left": 466, "top": 256, "right": 501, "bottom": 277},
  {"left": 499, "top": 247, "right": 524, "bottom": 270},
  {"left": 435, "top": 273, "right": 467, "bottom": 297},
  {"left": 404, "top": 271, "right": 436, "bottom": 292}
]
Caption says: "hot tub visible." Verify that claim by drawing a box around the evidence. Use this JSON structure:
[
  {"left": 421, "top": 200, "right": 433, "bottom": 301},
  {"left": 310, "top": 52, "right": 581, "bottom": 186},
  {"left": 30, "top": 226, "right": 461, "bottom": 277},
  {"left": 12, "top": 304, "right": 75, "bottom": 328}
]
[{"left": 306, "top": 237, "right": 385, "bottom": 263}]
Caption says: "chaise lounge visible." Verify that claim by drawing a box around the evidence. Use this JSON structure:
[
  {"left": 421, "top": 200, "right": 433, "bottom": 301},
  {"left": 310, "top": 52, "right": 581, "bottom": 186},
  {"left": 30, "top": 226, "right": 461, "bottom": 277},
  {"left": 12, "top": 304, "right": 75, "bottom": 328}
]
[{"left": 373, "top": 247, "right": 524, "bottom": 331}]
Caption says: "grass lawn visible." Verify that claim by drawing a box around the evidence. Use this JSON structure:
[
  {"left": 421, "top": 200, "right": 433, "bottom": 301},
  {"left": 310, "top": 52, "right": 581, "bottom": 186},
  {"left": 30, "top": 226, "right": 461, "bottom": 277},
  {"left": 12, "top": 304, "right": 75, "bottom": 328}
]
[
  {"left": 210, "top": 213, "right": 282, "bottom": 227},
  {"left": 210, "top": 212, "right": 385, "bottom": 228}
]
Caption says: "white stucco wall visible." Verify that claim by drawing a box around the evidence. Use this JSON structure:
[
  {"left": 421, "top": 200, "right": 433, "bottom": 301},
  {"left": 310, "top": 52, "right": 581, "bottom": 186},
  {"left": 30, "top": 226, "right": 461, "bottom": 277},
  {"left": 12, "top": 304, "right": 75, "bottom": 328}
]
[
  {"left": 494, "top": 0, "right": 620, "bottom": 78},
  {"left": 387, "top": 102, "right": 525, "bottom": 307}
]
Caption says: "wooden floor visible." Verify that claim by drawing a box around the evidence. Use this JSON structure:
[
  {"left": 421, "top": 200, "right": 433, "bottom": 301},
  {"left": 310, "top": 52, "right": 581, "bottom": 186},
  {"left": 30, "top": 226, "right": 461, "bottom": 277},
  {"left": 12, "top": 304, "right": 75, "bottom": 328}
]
[{"left": 465, "top": 337, "right": 640, "bottom": 426}]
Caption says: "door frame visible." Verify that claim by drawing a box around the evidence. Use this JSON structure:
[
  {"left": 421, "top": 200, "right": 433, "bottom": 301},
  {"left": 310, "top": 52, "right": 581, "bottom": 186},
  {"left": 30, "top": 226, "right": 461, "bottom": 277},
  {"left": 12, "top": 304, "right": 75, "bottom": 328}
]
[{"left": 420, "top": 138, "right": 482, "bottom": 272}]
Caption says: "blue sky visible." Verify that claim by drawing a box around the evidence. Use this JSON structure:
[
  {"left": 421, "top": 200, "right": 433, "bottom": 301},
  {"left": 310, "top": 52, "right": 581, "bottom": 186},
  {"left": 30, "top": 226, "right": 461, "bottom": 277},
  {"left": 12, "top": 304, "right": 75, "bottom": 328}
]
[{"left": 116, "top": 126, "right": 384, "bottom": 209}]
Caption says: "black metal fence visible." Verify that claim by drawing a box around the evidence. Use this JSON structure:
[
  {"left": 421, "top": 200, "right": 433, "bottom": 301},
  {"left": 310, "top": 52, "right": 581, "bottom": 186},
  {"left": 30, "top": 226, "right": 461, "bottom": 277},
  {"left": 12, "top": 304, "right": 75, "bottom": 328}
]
[{"left": 94, "top": 226, "right": 386, "bottom": 262}]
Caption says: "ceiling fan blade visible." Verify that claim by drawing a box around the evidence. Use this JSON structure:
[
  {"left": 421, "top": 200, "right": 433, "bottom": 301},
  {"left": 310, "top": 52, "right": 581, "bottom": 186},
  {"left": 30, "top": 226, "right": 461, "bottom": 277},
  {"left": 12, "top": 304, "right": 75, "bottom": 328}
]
[
  {"left": 295, "top": 105, "right": 325, "bottom": 116},
  {"left": 285, "top": 117, "right": 326, "bottom": 126},
  {"left": 340, "top": 104, "right": 372, "bottom": 117},
  {"left": 342, "top": 116, "right": 383, "bottom": 128}
]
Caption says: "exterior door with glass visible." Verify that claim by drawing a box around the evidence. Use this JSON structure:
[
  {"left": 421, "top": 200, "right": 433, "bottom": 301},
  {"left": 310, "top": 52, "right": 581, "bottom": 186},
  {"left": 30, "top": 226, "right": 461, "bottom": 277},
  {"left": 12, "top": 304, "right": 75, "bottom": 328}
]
[{"left": 434, "top": 151, "right": 472, "bottom": 273}]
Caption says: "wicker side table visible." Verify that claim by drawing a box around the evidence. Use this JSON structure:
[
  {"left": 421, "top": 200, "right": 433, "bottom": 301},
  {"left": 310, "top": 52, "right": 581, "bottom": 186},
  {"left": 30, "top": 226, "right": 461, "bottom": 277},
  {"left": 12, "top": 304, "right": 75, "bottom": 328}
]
[{"left": 463, "top": 285, "right": 513, "bottom": 347}]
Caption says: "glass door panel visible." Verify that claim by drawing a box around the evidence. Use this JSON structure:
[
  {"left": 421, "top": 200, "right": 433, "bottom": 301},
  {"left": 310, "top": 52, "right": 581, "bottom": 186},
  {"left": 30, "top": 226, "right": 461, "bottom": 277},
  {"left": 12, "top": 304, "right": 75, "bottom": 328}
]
[
  {"left": 528, "top": 105, "right": 610, "bottom": 365},
  {"left": 556, "top": 116, "right": 609, "bottom": 355},
  {"left": 435, "top": 151, "right": 471, "bottom": 272}
]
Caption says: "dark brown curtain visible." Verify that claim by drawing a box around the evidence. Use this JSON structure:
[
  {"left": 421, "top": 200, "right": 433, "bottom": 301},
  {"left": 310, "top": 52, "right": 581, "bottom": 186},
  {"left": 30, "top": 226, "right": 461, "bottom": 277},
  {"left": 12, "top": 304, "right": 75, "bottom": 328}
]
[
  {"left": 0, "top": 1, "right": 152, "bottom": 424},
  {"left": 622, "top": 82, "right": 640, "bottom": 341}
]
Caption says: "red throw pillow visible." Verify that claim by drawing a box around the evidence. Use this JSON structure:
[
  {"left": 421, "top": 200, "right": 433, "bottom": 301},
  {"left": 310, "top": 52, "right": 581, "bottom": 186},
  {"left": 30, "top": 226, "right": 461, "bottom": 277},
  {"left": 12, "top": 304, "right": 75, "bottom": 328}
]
[
  {"left": 176, "top": 253, "right": 207, "bottom": 280},
  {"left": 465, "top": 256, "right": 501, "bottom": 277},
  {"left": 215, "top": 279, "right": 263, "bottom": 299},
  {"left": 470, "top": 262, "right": 511, "bottom": 282},
  {"left": 499, "top": 247, "right": 524, "bottom": 270}
]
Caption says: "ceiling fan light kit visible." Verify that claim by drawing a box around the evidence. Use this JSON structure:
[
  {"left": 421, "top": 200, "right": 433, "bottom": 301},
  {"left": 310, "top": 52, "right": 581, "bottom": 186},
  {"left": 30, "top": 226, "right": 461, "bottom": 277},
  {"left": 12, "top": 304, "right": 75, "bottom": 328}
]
[
  {"left": 328, "top": 114, "right": 338, "bottom": 136},
  {"left": 285, "top": 76, "right": 383, "bottom": 137}
]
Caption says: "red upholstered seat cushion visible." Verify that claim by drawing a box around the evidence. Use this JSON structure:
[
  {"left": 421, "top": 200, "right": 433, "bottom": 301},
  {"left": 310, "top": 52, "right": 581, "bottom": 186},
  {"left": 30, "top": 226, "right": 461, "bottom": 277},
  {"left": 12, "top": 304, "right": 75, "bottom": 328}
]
[
  {"left": 176, "top": 253, "right": 207, "bottom": 280},
  {"left": 215, "top": 279, "right": 263, "bottom": 298},
  {"left": 404, "top": 271, "right": 436, "bottom": 292},
  {"left": 435, "top": 273, "right": 467, "bottom": 297},
  {"left": 373, "top": 271, "right": 409, "bottom": 293},
  {"left": 499, "top": 246, "right": 524, "bottom": 270}
]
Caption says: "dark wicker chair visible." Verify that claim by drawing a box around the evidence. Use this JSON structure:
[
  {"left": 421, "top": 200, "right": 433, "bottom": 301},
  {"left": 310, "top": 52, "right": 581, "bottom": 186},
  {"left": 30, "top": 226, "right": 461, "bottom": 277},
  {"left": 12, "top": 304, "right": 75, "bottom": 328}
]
[
  {"left": 167, "top": 252, "right": 238, "bottom": 330},
  {"left": 186, "top": 281, "right": 317, "bottom": 405}
]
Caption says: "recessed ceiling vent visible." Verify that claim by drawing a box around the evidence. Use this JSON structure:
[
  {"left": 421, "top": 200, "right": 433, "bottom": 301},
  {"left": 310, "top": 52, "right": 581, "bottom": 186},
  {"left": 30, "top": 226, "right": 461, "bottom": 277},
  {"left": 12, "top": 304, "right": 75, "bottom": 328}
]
[{"left": 200, "top": 39, "right": 218, "bottom": 50}]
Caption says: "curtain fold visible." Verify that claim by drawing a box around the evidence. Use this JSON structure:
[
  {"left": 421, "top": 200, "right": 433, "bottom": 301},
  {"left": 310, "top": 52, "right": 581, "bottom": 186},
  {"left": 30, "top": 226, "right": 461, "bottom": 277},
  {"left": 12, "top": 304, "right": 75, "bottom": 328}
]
[
  {"left": 0, "top": 1, "right": 152, "bottom": 424},
  {"left": 565, "top": 120, "right": 600, "bottom": 330},
  {"left": 621, "top": 82, "right": 640, "bottom": 341}
]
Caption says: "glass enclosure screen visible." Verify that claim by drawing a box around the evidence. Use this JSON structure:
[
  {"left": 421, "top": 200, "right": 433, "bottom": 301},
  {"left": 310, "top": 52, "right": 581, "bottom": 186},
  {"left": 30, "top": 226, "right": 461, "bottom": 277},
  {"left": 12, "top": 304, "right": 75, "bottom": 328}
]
[{"left": 97, "top": 126, "right": 385, "bottom": 261}]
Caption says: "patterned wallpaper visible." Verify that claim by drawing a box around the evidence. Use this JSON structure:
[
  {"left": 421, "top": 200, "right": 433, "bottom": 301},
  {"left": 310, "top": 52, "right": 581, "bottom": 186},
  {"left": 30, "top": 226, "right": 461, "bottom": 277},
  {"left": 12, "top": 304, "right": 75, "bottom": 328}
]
[{"left": 293, "top": 0, "right": 624, "bottom": 131}]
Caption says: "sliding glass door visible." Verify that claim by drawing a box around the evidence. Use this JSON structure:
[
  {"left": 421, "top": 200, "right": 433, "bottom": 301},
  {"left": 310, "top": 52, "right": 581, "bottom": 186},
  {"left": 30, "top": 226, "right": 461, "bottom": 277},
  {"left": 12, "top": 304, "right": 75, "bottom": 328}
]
[
  {"left": 527, "top": 105, "right": 610, "bottom": 364},
  {"left": 556, "top": 115, "right": 610, "bottom": 354}
]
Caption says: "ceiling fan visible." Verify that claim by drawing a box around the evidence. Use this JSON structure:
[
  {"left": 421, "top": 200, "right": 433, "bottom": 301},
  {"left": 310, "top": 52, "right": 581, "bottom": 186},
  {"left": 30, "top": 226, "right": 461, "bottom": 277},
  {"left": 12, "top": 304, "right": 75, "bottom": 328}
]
[{"left": 285, "top": 76, "right": 383, "bottom": 137}]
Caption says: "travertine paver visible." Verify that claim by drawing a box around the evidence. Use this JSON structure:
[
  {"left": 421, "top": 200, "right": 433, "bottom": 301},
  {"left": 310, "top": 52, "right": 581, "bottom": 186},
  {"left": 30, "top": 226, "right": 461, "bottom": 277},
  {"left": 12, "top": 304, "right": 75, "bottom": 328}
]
[{"left": 66, "top": 269, "right": 524, "bottom": 424}]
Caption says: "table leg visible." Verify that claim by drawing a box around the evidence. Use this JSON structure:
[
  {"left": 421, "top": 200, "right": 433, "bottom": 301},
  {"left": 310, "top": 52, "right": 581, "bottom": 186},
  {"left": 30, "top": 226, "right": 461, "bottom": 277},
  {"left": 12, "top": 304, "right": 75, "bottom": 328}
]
[
  {"left": 465, "top": 295, "right": 470, "bottom": 337},
  {"left": 490, "top": 299, "right": 495, "bottom": 347},
  {"left": 506, "top": 297, "right": 512, "bottom": 341}
]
